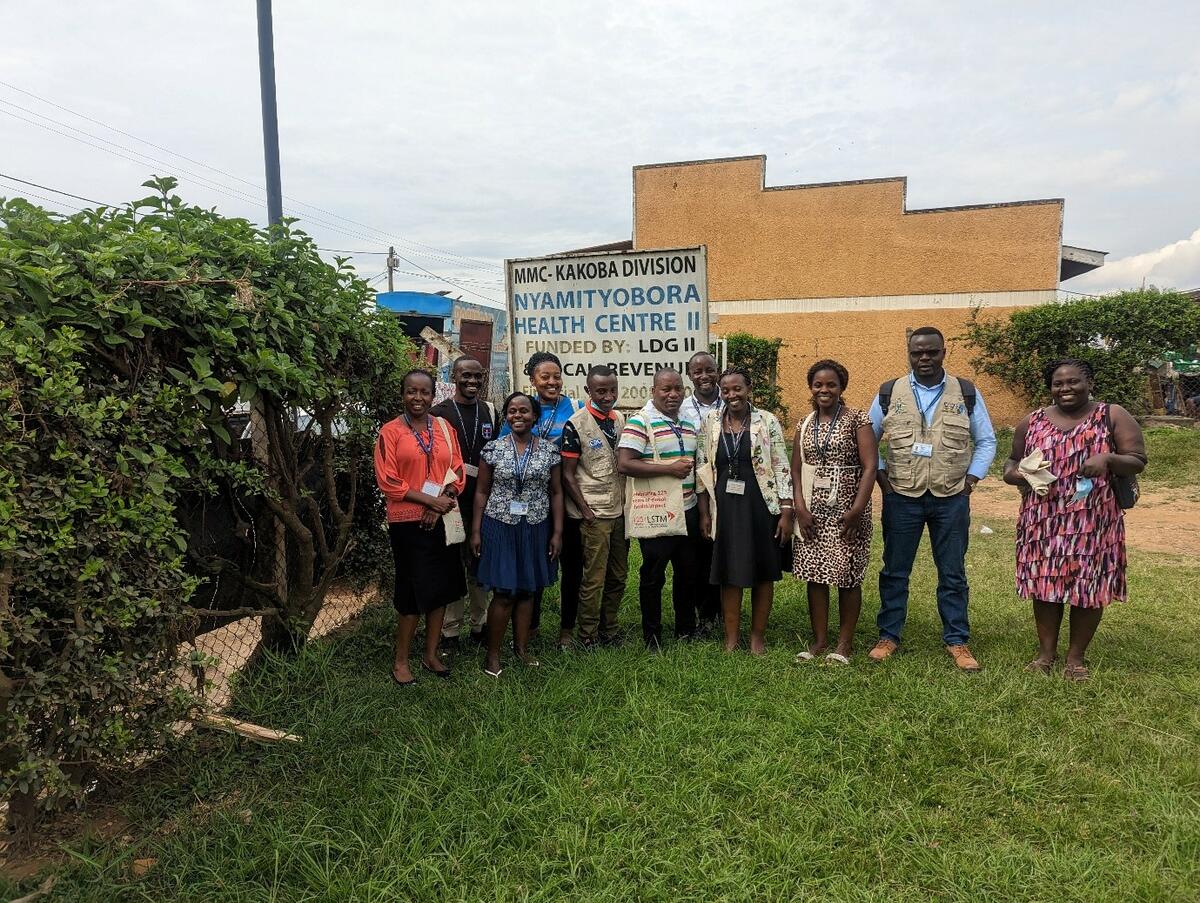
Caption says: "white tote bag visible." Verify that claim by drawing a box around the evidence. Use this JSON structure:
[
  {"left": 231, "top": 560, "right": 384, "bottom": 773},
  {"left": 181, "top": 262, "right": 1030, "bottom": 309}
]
[{"left": 623, "top": 429, "right": 688, "bottom": 539}]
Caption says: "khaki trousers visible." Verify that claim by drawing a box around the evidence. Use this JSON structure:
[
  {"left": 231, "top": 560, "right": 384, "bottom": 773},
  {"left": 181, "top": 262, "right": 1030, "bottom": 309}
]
[
  {"left": 577, "top": 516, "right": 629, "bottom": 641},
  {"left": 442, "top": 543, "right": 490, "bottom": 637}
]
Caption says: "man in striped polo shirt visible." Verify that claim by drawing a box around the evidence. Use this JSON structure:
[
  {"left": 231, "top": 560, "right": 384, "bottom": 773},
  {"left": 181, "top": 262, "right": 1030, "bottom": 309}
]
[{"left": 617, "top": 367, "right": 701, "bottom": 650}]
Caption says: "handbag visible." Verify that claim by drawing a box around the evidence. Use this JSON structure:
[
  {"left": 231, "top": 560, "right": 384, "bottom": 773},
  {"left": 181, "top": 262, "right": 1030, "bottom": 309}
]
[
  {"left": 796, "top": 412, "right": 818, "bottom": 509},
  {"left": 1103, "top": 404, "right": 1139, "bottom": 510},
  {"left": 434, "top": 417, "right": 469, "bottom": 544}
]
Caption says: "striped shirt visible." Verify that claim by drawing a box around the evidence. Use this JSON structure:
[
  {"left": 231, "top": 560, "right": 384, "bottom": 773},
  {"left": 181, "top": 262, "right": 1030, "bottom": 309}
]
[{"left": 618, "top": 401, "right": 699, "bottom": 510}]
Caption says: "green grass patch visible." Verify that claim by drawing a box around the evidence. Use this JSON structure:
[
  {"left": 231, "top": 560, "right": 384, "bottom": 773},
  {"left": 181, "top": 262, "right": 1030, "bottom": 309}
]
[{"left": 8, "top": 532, "right": 1200, "bottom": 902}]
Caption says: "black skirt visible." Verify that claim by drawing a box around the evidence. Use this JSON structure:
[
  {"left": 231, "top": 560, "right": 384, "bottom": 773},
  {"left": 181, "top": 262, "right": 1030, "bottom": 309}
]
[
  {"left": 710, "top": 431, "right": 789, "bottom": 588},
  {"left": 388, "top": 521, "right": 467, "bottom": 615}
]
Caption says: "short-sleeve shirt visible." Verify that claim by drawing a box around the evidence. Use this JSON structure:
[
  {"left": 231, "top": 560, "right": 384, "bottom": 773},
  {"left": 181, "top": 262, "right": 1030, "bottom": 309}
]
[
  {"left": 498, "top": 395, "right": 583, "bottom": 446},
  {"left": 430, "top": 398, "right": 499, "bottom": 527},
  {"left": 480, "top": 436, "right": 561, "bottom": 525},
  {"left": 561, "top": 403, "right": 619, "bottom": 458},
  {"left": 618, "top": 402, "right": 699, "bottom": 510}
]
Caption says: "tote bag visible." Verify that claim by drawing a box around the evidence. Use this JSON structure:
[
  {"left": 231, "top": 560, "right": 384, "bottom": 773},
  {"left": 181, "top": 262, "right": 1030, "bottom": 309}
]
[
  {"left": 434, "top": 417, "right": 468, "bottom": 545},
  {"left": 624, "top": 429, "right": 688, "bottom": 539}
]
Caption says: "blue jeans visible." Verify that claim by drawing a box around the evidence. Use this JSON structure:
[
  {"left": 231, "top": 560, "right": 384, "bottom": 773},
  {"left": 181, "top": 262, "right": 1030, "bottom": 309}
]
[{"left": 877, "top": 491, "right": 971, "bottom": 645}]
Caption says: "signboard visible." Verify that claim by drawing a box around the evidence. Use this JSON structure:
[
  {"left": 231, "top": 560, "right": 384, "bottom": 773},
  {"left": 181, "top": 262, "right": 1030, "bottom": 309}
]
[{"left": 505, "top": 246, "right": 708, "bottom": 408}]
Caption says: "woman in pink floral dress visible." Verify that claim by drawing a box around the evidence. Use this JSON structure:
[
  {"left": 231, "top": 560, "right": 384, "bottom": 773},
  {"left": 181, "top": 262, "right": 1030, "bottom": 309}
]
[{"left": 1004, "top": 359, "right": 1146, "bottom": 680}]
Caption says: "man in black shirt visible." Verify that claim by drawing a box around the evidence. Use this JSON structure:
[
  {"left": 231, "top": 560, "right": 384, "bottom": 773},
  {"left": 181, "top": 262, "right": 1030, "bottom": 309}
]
[{"left": 431, "top": 356, "right": 498, "bottom": 648}]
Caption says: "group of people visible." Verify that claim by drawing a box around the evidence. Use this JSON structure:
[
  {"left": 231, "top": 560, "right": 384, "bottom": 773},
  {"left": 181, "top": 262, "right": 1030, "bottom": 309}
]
[{"left": 373, "top": 326, "right": 1146, "bottom": 684}]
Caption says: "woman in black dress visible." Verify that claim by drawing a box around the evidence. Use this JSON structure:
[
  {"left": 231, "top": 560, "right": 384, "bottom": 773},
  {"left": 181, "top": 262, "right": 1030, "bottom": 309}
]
[{"left": 697, "top": 369, "right": 794, "bottom": 653}]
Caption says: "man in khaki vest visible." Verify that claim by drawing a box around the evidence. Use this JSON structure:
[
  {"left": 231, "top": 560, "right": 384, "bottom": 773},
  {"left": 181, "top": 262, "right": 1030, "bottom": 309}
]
[
  {"left": 561, "top": 366, "right": 628, "bottom": 648},
  {"left": 868, "top": 327, "right": 997, "bottom": 671}
]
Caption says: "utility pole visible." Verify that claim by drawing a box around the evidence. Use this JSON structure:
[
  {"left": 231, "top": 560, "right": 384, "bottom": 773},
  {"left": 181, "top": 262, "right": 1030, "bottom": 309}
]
[
  {"left": 387, "top": 246, "right": 398, "bottom": 292},
  {"left": 256, "top": 0, "right": 283, "bottom": 226}
]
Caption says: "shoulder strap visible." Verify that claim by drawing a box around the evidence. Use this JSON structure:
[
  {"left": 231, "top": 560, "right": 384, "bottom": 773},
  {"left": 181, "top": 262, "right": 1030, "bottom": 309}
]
[
  {"left": 799, "top": 412, "right": 815, "bottom": 466},
  {"left": 956, "top": 377, "right": 977, "bottom": 416},
  {"left": 878, "top": 379, "right": 898, "bottom": 415}
]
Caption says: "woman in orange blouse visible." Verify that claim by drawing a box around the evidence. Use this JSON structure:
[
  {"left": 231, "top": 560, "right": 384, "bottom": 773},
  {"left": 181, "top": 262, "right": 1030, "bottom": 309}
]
[{"left": 374, "top": 370, "right": 467, "bottom": 685}]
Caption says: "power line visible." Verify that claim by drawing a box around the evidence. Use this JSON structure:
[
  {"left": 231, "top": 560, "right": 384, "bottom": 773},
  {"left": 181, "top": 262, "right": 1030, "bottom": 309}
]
[
  {"left": 0, "top": 186, "right": 83, "bottom": 213},
  {"left": 0, "top": 84, "right": 502, "bottom": 301},
  {"left": 0, "top": 171, "right": 115, "bottom": 207},
  {"left": 0, "top": 78, "right": 498, "bottom": 271}
]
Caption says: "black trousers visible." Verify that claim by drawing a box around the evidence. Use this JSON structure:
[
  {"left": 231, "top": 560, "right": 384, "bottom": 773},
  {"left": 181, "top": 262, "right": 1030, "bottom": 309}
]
[
  {"left": 531, "top": 516, "right": 582, "bottom": 632},
  {"left": 637, "top": 506, "right": 701, "bottom": 646}
]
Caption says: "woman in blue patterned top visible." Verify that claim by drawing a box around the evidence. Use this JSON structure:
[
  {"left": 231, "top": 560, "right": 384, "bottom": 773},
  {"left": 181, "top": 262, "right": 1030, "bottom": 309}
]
[
  {"left": 472, "top": 392, "right": 565, "bottom": 677},
  {"left": 501, "top": 351, "right": 585, "bottom": 646}
]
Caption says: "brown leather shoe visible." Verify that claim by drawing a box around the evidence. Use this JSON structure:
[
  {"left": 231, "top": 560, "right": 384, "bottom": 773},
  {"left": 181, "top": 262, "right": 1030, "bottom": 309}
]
[
  {"left": 867, "top": 638, "right": 899, "bottom": 663},
  {"left": 946, "top": 644, "right": 981, "bottom": 672}
]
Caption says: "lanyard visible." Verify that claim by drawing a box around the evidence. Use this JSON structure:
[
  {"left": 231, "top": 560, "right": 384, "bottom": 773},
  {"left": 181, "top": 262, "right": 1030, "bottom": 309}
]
[
  {"left": 404, "top": 413, "right": 435, "bottom": 475},
  {"left": 911, "top": 377, "right": 945, "bottom": 433},
  {"left": 662, "top": 417, "right": 686, "bottom": 456},
  {"left": 720, "top": 409, "right": 751, "bottom": 478},
  {"left": 510, "top": 435, "right": 536, "bottom": 495},
  {"left": 814, "top": 404, "right": 841, "bottom": 463},
  {"left": 692, "top": 395, "right": 722, "bottom": 421},
  {"left": 451, "top": 400, "right": 483, "bottom": 460},
  {"left": 538, "top": 397, "right": 562, "bottom": 440}
]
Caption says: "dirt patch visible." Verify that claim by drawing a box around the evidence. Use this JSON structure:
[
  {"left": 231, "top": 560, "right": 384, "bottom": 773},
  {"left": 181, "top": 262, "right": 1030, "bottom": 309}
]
[{"left": 968, "top": 481, "right": 1200, "bottom": 556}]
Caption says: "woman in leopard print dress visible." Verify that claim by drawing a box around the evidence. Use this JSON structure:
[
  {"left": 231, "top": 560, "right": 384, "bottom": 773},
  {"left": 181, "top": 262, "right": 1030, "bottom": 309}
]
[{"left": 791, "top": 360, "right": 877, "bottom": 664}]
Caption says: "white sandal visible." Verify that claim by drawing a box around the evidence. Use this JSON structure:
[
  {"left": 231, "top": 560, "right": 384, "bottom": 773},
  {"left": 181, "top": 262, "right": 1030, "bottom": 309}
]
[
  {"left": 794, "top": 650, "right": 816, "bottom": 663},
  {"left": 823, "top": 652, "right": 850, "bottom": 666}
]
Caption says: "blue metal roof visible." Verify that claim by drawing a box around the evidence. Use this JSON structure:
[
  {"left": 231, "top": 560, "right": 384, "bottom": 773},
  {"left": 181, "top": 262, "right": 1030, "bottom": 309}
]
[{"left": 375, "top": 291, "right": 453, "bottom": 317}]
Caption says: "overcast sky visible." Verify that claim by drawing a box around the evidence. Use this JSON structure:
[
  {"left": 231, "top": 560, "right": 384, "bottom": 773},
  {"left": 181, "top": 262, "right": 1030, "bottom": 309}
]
[{"left": 3, "top": 1, "right": 1197, "bottom": 304}]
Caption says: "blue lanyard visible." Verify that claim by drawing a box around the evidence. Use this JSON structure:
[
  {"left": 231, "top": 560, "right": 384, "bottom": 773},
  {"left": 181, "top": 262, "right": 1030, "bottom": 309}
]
[
  {"left": 538, "top": 398, "right": 562, "bottom": 440},
  {"left": 662, "top": 417, "right": 686, "bottom": 455},
  {"left": 911, "top": 377, "right": 945, "bottom": 431},
  {"left": 510, "top": 435, "right": 536, "bottom": 495},
  {"left": 404, "top": 413, "right": 435, "bottom": 475}
]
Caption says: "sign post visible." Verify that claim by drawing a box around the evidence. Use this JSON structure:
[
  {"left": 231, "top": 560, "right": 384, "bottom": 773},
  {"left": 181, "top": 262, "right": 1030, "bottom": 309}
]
[{"left": 505, "top": 246, "right": 709, "bottom": 408}]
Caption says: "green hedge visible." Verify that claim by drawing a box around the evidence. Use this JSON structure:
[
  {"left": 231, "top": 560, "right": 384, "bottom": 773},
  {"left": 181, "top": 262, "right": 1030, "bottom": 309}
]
[
  {"left": 724, "top": 331, "right": 788, "bottom": 423},
  {"left": 1, "top": 180, "right": 414, "bottom": 830},
  {"left": 962, "top": 289, "right": 1200, "bottom": 412}
]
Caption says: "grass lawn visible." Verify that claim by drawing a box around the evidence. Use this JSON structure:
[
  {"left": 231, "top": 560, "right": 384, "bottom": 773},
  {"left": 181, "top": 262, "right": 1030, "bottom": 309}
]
[{"left": 9, "top": 512, "right": 1198, "bottom": 902}]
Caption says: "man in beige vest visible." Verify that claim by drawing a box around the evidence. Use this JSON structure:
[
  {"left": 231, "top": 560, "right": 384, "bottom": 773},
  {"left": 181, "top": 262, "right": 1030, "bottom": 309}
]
[
  {"left": 868, "top": 327, "right": 997, "bottom": 671},
  {"left": 561, "top": 366, "right": 628, "bottom": 648}
]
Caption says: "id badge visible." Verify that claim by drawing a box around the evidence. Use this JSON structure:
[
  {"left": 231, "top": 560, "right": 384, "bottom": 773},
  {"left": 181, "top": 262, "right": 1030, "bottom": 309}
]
[
  {"left": 814, "top": 475, "right": 833, "bottom": 490},
  {"left": 509, "top": 499, "right": 529, "bottom": 517},
  {"left": 464, "top": 463, "right": 479, "bottom": 478},
  {"left": 911, "top": 442, "right": 934, "bottom": 458},
  {"left": 726, "top": 479, "right": 746, "bottom": 496},
  {"left": 421, "top": 480, "right": 442, "bottom": 497}
]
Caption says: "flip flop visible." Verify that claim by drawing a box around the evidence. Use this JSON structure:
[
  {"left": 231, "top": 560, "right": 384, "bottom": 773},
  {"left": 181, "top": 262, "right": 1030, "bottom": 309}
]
[
  {"left": 794, "top": 651, "right": 816, "bottom": 663},
  {"left": 823, "top": 652, "right": 850, "bottom": 666},
  {"left": 1063, "top": 663, "right": 1091, "bottom": 682},
  {"left": 1024, "top": 658, "right": 1054, "bottom": 675},
  {"left": 482, "top": 665, "right": 504, "bottom": 679}
]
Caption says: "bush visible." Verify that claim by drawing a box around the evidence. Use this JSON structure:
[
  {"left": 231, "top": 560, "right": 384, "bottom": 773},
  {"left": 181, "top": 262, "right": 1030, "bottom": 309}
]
[
  {"left": 962, "top": 289, "right": 1200, "bottom": 412},
  {"left": 1, "top": 181, "right": 414, "bottom": 830},
  {"left": 724, "top": 332, "right": 788, "bottom": 423}
]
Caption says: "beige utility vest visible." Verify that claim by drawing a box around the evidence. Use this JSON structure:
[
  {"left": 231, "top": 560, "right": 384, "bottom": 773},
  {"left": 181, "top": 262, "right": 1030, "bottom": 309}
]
[
  {"left": 564, "top": 407, "right": 626, "bottom": 519},
  {"left": 882, "top": 375, "right": 973, "bottom": 497}
]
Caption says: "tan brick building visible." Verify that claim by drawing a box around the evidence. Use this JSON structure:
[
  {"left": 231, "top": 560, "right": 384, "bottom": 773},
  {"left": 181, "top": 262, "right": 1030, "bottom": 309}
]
[{"left": 619, "top": 155, "right": 1104, "bottom": 425}]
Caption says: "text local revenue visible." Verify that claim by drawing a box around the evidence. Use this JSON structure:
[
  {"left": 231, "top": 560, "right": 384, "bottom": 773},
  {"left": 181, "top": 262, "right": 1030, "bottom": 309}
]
[{"left": 511, "top": 284, "right": 703, "bottom": 336}]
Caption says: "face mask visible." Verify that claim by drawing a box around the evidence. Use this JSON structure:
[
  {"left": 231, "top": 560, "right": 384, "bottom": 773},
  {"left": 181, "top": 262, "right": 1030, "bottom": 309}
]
[{"left": 1070, "top": 476, "right": 1094, "bottom": 504}]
